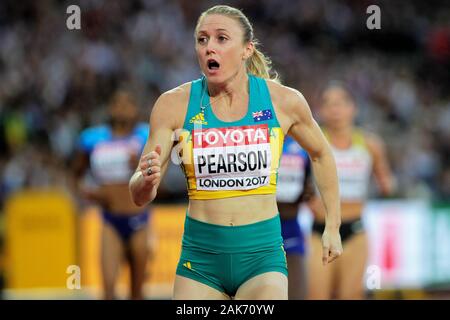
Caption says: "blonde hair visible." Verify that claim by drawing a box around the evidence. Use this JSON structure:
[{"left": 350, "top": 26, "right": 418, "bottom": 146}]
[{"left": 195, "top": 5, "right": 279, "bottom": 81}]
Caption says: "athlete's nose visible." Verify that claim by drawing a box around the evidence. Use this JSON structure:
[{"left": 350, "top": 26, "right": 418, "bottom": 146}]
[{"left": 205, "top": 40, "right": 217, "bottom": 55}]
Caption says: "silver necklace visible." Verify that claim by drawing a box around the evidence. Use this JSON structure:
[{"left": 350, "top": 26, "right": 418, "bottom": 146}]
[
  {"left": 199, "top": 77, "right": 233, "bottom": 117},
  {"left": 199, "top": 76, "right": 248, "bottom": 118}
]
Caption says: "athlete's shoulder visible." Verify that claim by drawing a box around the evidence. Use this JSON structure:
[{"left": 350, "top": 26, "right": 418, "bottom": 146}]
[
  {"left": 266, "top": 80, "right": 309, "bottom": 110},
  {"left": 265, "top": 80, "right": 312, "bottom": 129},
  {"left": 161, "top": 81, "right": 192, "bottom": 102},
  {"left": 151, "top": 81, "right": 192, "bottom": 129}
]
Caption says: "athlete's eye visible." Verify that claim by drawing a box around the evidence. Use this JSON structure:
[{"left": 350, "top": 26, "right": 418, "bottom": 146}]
[
  {"left": 218, "top": 35, "right": 228, "bottom": 42},
  {"left": 197, "top": 36, "right": 208, "bottom": 44}
]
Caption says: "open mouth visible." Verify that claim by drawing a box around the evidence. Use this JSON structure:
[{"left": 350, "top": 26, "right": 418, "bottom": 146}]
[{"left": 207, "top": 59, "right": 220, "bottom": 70}]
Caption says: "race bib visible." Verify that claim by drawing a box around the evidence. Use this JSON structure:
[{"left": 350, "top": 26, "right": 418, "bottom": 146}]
[{"left": 192, "top": 124, "right": 272, "bottom": 191}]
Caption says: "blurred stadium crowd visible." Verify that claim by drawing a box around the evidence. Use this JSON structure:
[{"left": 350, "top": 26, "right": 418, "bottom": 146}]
[{"left": 0, "top": 0, "right": 449, "bottom": 208}]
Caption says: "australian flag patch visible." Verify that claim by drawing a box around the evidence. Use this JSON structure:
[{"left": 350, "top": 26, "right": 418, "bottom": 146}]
[{"left": 252, "top": 109, "right": 273, "bottom": 122}]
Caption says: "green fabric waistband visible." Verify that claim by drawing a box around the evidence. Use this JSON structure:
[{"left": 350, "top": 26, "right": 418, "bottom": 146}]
[{"left": 182, "top": 213, "right": 283, "bottom": 253}]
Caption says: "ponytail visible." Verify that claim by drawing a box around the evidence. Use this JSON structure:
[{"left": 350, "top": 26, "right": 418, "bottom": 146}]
[{"left": 246, "top": 44, "right": 279, "bottom": 81}]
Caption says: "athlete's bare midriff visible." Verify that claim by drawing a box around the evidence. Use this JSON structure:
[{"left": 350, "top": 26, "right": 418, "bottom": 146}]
[{"left": 188, "top": 193, "right": 279, "bottom": 226}]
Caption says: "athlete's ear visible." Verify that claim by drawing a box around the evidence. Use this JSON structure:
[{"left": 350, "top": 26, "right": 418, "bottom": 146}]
[{"left": 243, "top": 41, "right": 254, "bottom": 60}]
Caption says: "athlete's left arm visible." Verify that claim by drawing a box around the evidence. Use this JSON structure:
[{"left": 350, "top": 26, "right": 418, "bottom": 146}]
[
  {"left": 365, "top": 132, "right": 396, "bottom": 196},
  {"left": 282, "top": 87, "right": 343, "bottom": 265}
]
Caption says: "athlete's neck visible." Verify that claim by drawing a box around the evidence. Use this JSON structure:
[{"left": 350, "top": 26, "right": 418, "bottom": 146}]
[{"left": 207, "top": 69, "right": 248, "bottom": 106}]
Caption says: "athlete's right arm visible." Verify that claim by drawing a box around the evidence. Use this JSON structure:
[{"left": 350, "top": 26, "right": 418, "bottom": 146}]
[{"left": 129, "top": 91, "right": 182, "bottom": 206}]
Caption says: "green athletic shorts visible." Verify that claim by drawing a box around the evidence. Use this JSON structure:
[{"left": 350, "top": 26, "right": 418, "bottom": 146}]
[{"left": 176, "top": 213, "right": 288, "bottom": 297}]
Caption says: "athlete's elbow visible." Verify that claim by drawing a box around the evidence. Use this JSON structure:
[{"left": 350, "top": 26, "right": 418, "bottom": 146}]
[{"left": 309, "top": 147, "right": 332, "bottom": 164}]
